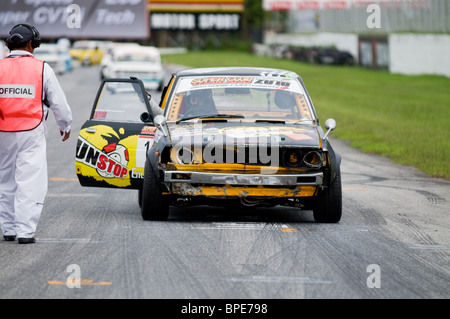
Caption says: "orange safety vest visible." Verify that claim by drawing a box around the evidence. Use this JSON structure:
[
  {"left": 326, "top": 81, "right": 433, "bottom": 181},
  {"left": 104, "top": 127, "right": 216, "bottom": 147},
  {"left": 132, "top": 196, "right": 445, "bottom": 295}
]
[{"left": 0, "top": 55, "right": 44, "bottom": 132}]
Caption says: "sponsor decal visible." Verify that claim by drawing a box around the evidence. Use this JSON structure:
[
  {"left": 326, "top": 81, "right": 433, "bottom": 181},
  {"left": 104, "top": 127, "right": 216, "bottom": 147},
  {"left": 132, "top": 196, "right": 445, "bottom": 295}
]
[
  {"left": 93, "top": 111, "right": 107, "bottom": 119},
  {"left": 140, "top": 126, "right": 157, "bottom": 135},
  {"left": 76, "top": 124, "right": 156, "bottom": 186},
  {"left": 218, "top": 126, "right": 314, "bottom": 140},
  {"left": 76, "top": 136, "right": 129, "bottom": 179},
  {"left": 189, "top": 76, "right": 291, "bottom": 90},
  {"left": 191, "top": 77, "right": 253, "bottom": 86},
  {"left": 150, "top": 13, "right": 241, "bottom": 31},
  {"left": 0, "top": 0, "right": 149, "bottom": 39}
]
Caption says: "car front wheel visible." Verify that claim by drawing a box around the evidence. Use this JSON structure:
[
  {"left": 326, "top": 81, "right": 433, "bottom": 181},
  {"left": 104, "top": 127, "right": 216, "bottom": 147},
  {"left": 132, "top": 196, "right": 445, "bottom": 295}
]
[
  {"left": 141, "top": 159, "right": 169, "bottom": 221},
  {"left": 313, "top": 167, "right": 342, "bottom": 223}
]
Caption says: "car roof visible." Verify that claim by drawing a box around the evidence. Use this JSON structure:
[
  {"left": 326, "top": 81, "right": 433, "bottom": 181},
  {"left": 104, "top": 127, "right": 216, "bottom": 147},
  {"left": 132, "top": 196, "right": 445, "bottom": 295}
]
[
  {"left": 174, "top": 67, "right": 301, "bottom": 79},
  {"left": 34, "top": 43, "right": 58, "bottom": 52},
  {"left": 36, "top": 43, "right": 57, "bottom": 49}
]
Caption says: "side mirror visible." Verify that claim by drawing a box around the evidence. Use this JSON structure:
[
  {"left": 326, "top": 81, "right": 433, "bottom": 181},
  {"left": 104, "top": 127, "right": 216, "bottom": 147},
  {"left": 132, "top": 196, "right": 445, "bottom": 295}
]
[
  {"left": 322, "top": 118, "right": 336, "bottom": 140},
  {"left": 145, "top": 89, "right": 152, "bottom": 100},
  {"left": 154, "top": 114, "right": 168, "bottom": 137},
  {"left": 140, "top": 112, "right": 152, "bottom": 123}
]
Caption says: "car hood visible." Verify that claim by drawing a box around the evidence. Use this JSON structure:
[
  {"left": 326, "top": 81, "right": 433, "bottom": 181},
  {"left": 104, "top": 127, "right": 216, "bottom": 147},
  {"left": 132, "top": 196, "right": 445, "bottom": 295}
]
[
  {"left": 166, "top": 121, "right": 322, "bottom": 148},
  {"left": 110, "top": 62, "right": 162, "bottom": 72}
]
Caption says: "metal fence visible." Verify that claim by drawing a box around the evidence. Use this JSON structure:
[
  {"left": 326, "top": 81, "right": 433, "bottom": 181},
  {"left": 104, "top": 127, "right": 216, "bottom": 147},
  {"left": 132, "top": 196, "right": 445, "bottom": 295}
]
[{"left": 288, "top": 0, "right": 450, "bottom": 34}]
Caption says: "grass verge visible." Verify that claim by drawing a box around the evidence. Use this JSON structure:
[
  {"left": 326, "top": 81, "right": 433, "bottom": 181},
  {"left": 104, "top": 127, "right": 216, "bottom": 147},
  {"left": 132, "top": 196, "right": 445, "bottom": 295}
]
[{"left": 162, "top": 51, "right": 450, "bottom": 180}]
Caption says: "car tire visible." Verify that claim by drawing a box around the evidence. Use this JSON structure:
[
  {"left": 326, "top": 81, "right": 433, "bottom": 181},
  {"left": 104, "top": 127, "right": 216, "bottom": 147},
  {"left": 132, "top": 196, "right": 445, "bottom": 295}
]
[
  {"left": 138, "top": 187, "right": 143, "bottom": 207},
  {"left": 313, "top": 167, "right": 342, "bottom": 223},
  {"left": 141, "top": 158, "right": 169, "bottom": 221}
]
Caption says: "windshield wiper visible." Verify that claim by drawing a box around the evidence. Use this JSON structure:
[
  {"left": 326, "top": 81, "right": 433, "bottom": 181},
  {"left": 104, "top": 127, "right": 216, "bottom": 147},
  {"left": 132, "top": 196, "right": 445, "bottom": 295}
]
[
  {"left": 254, "top": 119, "right": 285, "bottom": 124},
  {"left": 177, "top": 113, "right": 244, "bottom": 124},
  {"left": 207, "top": 114, "right": 244, "bottom": 119},
  {"left": 293, "top": 119, "right": 316, "bottom": 125}
]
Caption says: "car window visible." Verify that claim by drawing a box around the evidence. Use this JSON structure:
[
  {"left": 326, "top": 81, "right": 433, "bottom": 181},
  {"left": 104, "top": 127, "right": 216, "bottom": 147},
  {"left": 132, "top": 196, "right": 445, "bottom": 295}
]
[
  {"left": 116, "top": 53, "right": 158, "bottom": 63},
  {"left": 92, "top": 82, "right": 148, "bottom": 123},
  {"left": 166, "top": 76, "right": 314, "bottom": 122}
]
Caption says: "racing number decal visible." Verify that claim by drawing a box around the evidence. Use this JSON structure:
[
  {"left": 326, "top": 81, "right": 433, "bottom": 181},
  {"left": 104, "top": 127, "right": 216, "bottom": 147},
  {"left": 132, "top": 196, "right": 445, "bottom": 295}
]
[
  {"left": 136, "top": 126, "right": 157, "bottom": 167},
  {"left": 136, "top": 135, "right": 154, "bottom": 168}
]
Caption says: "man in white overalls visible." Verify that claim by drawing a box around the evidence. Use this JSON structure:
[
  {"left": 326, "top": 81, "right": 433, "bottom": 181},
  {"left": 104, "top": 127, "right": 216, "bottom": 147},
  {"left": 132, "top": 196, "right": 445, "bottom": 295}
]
[{"left": 0, "top": 24, "right": 72, "bottom": 244}]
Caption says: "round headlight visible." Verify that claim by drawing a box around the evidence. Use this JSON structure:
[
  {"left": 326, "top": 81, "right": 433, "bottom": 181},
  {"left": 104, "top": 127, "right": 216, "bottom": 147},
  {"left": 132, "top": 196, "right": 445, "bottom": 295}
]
[
  {"left": 303, "top": 151, "right": 323, "bottom": 168},
  {"left": 176, "top": 147, "right": 193, "bottom": 164},
  {"left": 283, "top": 149, "right": 302, "bottom": 168}
]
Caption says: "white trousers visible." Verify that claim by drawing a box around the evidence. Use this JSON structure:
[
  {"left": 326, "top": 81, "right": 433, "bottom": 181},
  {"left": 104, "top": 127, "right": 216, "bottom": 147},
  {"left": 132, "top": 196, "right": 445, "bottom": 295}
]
[{"left": 0, "top": 123, "right": 47, "bottom": 238}]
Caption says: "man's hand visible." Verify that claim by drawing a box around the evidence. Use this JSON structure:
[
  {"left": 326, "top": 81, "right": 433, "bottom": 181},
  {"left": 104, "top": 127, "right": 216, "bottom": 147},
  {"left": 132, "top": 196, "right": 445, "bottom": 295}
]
[{"left": 60, "top": 129, "right": 71, "bottom": 141}]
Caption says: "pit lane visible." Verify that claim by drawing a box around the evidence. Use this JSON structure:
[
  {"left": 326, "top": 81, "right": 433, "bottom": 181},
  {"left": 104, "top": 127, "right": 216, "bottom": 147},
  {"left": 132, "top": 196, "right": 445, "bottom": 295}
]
[{"left": 0, "top": 64, "right": 449, "bottom": 300}]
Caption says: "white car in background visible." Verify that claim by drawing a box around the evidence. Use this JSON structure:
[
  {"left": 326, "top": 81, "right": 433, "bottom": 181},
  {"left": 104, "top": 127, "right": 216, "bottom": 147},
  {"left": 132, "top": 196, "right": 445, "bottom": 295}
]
[
  {"left": 100, "top": 45, "right": 165, "bottom": 91},
  {"left": 100, "top": 42, "right": 141, "bottom": 72},
  {"left": 34, "top": 43, "right": 66, "bottom": 75},
  {"left": 0, "top": 40, "right": 7, "bottom": 59}
]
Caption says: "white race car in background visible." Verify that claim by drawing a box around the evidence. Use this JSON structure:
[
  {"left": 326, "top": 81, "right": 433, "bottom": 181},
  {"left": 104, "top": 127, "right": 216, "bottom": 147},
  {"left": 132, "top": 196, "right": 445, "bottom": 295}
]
[
  {"left": 0, "top": 40, "right": 7, "bottom": 59},
  {"left": 34, "top": 43, "right": 67, "bottom": 75},
  {"left": 100, "top": 45, "right": 165, "bottom": 91}
]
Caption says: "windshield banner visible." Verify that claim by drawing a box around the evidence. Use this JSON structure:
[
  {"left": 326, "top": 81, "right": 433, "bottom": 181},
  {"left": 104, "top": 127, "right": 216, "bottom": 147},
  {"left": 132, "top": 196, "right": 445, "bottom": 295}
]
[{"left": 177, "top": 76, "right": 304, "bottom": 94}]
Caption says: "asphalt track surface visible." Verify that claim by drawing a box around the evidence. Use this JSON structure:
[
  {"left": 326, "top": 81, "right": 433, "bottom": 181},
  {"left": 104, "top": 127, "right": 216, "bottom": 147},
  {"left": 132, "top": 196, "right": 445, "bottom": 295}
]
[{"left": 0, "top": 64, "right": 449, "bottom": 303}]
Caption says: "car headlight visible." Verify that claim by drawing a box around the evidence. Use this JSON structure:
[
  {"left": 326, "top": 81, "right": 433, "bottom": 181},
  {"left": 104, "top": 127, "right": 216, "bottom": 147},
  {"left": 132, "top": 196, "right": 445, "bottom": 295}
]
[
  {"left": 283, "top": 149, "right": 303, "bottom": 168},
  {"left": 171, "top": 147, "right": 194, "bottom": 165},
  {"left": 303, "top": 151, "right": 323, "bottom": 168}
]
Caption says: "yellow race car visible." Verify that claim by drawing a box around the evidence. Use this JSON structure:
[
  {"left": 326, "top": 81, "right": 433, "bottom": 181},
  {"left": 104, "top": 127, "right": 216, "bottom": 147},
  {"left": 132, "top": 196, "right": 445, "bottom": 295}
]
[{"left": 69, "top": 40, "right": 105, "bottom": 66}]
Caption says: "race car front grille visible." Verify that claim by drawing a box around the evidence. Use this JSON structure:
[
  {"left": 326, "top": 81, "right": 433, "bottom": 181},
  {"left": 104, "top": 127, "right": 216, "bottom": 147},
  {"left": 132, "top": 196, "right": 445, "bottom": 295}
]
[{"left": 173, "top": 146, "right": 324, "bottom": 169}]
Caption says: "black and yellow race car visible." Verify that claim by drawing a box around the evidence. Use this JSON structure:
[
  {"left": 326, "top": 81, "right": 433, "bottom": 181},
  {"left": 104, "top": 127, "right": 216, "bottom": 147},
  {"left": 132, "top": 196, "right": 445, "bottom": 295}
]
[{"left": 76, "top": 67, "right": 342, "bottom": 223}]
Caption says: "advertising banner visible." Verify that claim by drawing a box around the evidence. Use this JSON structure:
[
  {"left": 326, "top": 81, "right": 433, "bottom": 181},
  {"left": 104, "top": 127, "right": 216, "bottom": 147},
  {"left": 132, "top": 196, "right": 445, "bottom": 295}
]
[
  {"left": 150, "top": 12, "right": 240, "bottom": 31},
  {"left": 148, "top": 0, "right": 243, "bottom": 31},
  {"left": 263, "top": 0, "right": 350, "bottom": 10},
  {"left": 148, "top": 0, "right": 244, "bottom": 13},
  {"left": 0, "top": 0, "right": 149, "bottom": 39},
  {"left": 263, "top": 0, "right": 423, "bottom": 11}
]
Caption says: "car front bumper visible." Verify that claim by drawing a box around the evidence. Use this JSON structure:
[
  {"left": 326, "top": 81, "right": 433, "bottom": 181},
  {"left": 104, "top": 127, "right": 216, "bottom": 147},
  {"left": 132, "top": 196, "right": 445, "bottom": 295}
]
[{"left": 163, "top": 170, "right": 323, "bottom": 198}]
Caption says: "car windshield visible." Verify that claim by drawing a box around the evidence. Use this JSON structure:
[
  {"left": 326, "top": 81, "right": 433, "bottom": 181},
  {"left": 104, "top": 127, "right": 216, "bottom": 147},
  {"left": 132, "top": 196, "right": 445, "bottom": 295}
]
[
  {"left": 166, "top": 75, "right": 315, "bottom": 123},
  {"left": 116, "top": 52, "right": 157, "bottom": 63},
  {"left": 34, "top": 50, "right": 54, "bottom": 55},
  {"left": 73, "top": 41, "right": 98, "bottom": 50}
]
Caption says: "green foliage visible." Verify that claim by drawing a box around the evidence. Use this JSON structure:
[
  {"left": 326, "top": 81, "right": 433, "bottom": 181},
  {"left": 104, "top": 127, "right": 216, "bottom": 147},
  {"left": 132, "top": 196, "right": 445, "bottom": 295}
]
[{"left": 244, "top": 0, "right": 264, "bottom": 28}]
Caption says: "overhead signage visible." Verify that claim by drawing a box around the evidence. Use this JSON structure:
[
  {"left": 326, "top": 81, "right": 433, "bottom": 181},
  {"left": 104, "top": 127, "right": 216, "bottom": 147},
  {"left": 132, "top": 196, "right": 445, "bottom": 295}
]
[
  {"left": 264, "top": 0, "right": 350, "bottom": 10},
  {"left": 0, "top": 0, "right": 149, "bottom": 39},
  {"left": 263, "top": 0, "right": 425, "bottom": 11},
  {"left": 151, "top": 12, "right": 240, "bottom": 31},
  {"left": 148, "top": 0, "right": 244, "bottom": 13}
]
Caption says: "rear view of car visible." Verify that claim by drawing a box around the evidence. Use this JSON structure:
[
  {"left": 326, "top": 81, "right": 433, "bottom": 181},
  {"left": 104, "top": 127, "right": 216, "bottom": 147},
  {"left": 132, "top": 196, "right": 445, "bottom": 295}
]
[
  {"left": 34, "top": 43, "right": 66, "bottom": 75},
  {"left": 101, "top": 46, "right": 165, "bottom": 91},
  {"left": 69, "top": 40, "right": 105, "bottom": 66}
]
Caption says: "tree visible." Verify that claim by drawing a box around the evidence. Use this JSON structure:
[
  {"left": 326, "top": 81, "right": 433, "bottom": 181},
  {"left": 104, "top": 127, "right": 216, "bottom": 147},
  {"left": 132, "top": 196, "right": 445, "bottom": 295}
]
[{"left": 243, "top": 0, "right": 264, "bottom": 43}]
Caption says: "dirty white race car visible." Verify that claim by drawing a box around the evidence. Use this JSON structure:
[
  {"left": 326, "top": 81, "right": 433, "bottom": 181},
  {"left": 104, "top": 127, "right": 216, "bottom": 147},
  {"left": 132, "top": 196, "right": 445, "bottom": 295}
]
[{"left": 75, "top": 67, "right": 342, "bottom": 223}]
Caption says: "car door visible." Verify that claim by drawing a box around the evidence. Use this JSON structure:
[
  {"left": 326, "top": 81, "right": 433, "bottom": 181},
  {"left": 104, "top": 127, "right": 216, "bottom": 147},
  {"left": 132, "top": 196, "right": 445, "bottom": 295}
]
[{"left": 76, "top": 78, "right": 157, "bottom": 190}]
